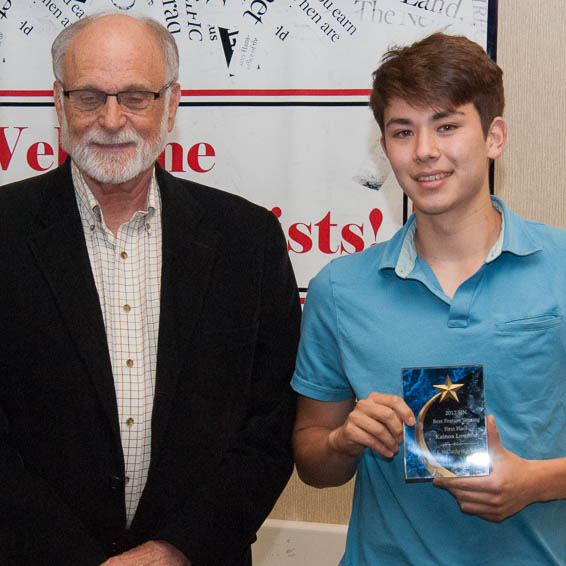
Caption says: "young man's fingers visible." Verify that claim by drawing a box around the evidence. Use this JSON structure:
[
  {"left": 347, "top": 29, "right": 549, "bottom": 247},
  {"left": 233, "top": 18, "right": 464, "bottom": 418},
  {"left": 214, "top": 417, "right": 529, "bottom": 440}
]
[
  {"left": 346, "top": 410, "right": 401, "bottom": 453},
  {"left": 353, "top": 398, "right": 408, "bottom": 443},
  {"left": 367, "top": 393, "right": 416, "bottom": 426}
]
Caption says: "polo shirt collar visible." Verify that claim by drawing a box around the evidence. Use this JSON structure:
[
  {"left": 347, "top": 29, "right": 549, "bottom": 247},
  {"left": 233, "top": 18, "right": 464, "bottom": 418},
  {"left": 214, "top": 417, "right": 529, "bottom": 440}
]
[{"left": 379, "top": 196, "right": 542, "bottom": 278}]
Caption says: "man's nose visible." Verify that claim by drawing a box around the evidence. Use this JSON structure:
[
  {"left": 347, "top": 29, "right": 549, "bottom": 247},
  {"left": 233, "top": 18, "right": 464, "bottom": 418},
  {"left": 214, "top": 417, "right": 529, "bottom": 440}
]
[
  {"left": 414, "top": 130, "right": 440, "bottom": 163},
  {"left": 97, "top": 95, "right": 127, "bottom": 130}
]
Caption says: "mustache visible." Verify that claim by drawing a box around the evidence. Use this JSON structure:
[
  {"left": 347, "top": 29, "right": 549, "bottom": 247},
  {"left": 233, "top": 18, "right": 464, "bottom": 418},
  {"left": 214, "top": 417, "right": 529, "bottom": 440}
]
[{"left": 82, "top": 129, "right": 142, "bottom": 145}]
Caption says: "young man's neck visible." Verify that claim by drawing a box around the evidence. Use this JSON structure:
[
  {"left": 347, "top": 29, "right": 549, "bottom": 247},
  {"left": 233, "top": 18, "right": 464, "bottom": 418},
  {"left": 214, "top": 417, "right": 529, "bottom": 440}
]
[{"left": 413, "top": 194, "right": 501, "bottom": 298}]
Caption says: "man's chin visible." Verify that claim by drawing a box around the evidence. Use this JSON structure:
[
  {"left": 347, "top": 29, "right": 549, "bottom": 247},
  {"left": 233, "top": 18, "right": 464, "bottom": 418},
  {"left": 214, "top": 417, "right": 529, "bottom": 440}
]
[
  {"left": 63, "top": 132, "right": 166, "bottom": 186},
  {"left": 85, "top": 170, "right": 140, "bottom": 185},
  {"left": 73, "top": 153, "right": 151, "bottom": 185}
]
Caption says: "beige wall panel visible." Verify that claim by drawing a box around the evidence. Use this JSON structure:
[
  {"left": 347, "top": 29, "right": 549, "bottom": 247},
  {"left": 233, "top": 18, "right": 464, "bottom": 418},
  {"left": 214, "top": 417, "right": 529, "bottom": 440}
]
[
  {"left": 269, "top": 470, "right": 355, "bottom": 525},
  {"left": 271, "top": 0, "right": 566, "bottom": 525},
  {"left": 496, "top": 0, "right": 566, "bottom": 226}
]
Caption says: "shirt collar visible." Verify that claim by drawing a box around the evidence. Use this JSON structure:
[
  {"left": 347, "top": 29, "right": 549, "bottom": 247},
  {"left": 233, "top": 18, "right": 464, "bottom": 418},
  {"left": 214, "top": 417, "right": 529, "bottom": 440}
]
[
  {"left": 380, "top": 196, "right": 542, "bottom": 278},
  {"left": 72, "top": 161, "right": 159, "bottom": 230}
]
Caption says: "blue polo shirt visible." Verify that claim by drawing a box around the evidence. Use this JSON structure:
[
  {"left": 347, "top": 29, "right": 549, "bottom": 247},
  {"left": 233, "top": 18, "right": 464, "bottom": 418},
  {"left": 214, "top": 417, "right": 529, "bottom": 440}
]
[{"left": 292, "top": 197, "right": 566, "bottom": 565}]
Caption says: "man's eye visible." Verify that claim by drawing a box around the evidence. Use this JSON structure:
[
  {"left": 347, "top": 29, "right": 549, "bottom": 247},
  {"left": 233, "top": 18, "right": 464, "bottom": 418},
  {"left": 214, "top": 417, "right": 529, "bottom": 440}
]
[
  {"left": 77, "top": 91, "right": 103, "bottom": 105},
  {"left": 393, "top": 130, "right": 413, "bottom": 138},
  {"left": 121, "top": 92, "right": 150, "bottom": 106},
  {"left": 438, "top": 124, "right": 457, "bottom": 133}
]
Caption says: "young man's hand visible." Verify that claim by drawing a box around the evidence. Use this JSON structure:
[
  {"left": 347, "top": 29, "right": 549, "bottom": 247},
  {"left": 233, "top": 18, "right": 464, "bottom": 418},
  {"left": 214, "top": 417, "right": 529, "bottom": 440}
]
[
  {"left": 434, "top": 415, "right": 536, "bottom": 522},
  {"left": 328, "top": 392, "right": 415, "bottom": 459},
  {"left": 293, "top": 393, "right": 414, "bottom": 487}
]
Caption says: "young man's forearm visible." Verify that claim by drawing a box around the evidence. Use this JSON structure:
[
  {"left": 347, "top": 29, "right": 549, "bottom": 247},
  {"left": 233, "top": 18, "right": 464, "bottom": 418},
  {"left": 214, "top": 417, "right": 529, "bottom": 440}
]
[{"left": 294, "top": 425, "right": 361, "bottom": 488}]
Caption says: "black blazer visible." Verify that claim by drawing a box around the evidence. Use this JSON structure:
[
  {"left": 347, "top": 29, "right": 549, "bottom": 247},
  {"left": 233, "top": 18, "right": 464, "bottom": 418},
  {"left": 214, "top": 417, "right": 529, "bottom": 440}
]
[{"left": 0, "top": 161, "right": 301, "bottom": 565}]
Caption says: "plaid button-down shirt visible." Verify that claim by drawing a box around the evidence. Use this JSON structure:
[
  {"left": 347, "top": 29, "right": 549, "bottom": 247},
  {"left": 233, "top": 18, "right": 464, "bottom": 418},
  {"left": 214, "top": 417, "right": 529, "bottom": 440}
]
[{"left": 73, "top": 162, "right": 162, "bottom": 526}]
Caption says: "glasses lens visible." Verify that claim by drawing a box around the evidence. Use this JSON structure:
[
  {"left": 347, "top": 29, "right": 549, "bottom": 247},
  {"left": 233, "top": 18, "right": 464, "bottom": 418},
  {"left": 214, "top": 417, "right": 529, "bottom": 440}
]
[
  {"left": 70, "top": 90, "right": 106, "bottom": 111},
  {"left": 118, "top": 91, "right": 154, "bottom": 111}
]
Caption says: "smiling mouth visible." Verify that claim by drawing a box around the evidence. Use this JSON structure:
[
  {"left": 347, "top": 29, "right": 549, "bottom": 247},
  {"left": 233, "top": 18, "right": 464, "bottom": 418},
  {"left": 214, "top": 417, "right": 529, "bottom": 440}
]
[
  {"left": 92, "top": 142, "right": 136, "bottom": 150},
  {"left": 416, "top": 172, "right": 452, "bottom": 182}
]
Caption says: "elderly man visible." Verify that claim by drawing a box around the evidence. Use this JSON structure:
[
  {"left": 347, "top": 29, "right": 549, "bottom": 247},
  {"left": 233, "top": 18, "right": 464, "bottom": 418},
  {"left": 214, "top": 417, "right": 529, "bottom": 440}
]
[{"left": 0, "top": 13, "right": 300, "bottom": 566}]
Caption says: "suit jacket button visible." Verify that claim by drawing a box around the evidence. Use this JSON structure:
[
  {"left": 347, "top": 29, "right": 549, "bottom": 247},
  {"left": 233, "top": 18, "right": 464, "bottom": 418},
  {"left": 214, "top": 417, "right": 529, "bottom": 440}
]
[{"left": 109, "top": 475, "right": 122, "bottom": 491}]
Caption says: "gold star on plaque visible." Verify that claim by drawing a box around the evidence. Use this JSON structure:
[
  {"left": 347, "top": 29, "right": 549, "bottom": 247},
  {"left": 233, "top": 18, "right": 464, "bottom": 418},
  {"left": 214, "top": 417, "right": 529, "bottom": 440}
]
[{"left": 433, "top": 375, "right": 464, "bottom": 402}]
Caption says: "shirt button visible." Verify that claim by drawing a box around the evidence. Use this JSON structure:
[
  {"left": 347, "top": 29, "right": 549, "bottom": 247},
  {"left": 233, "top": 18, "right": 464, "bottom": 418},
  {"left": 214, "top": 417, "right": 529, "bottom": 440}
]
[
  {"left": 126, "top": 359, "right": 134, "bottom": 368},
  {"left": 123, "top": 304, "right": 131, "bottom": 313},
  {"left": 126, "top": 417, "right": 134, "bottom": 427},
  {"left": 125, "top": 476, "right": 130, "bottom": 485},
  {"left": 89, "top": 224, "right": 95, "bottom": 231},
  {"left": 121, "top": 251, "right": 128, "bottom": 260}
]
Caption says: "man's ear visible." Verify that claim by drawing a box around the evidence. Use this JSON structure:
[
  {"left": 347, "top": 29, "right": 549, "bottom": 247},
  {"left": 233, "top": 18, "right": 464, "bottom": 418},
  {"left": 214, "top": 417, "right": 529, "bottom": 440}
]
[
  {"left": 53, "top": 81, "right": 64, "bottom": 126},
  {"left": 167, "top": 82, "right": 182, "bottom": 132},
  {"left": 486, "top": 116, "right": 507, "bottom": 160},
  {"left": 380, "top": 136, "right": 388, "bottom": 158}
]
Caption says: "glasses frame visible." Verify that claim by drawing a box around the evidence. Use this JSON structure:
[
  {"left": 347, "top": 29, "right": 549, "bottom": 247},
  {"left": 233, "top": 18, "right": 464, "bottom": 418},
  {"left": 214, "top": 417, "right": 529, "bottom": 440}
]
[{"left": 62, "top": 81, "right": 174, "bottom": 112}]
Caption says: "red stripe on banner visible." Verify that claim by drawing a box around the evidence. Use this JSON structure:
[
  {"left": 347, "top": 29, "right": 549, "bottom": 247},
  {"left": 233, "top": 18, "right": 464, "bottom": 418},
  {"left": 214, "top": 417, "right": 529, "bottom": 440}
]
[
  {"left": 0, "top": 91, "right": 54, "bottom": 97},
  {"left": 0, "top": 89, "right": 371, "bottom": 98},
  {"left": 180, "top": 89, "right": 371, "bottom": 96}
]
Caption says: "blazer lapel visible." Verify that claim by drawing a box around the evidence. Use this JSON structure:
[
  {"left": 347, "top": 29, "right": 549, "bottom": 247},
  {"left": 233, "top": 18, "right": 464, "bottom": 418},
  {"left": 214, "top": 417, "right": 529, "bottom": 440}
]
[
  {"left": 26, "top": 164, "right": 121, "bottom": 444},
  {"left": 25, "top": 164, "right": 221, "bottom": 460},
  {"left": 151, "top": 168, "right": 220, "bottom": 459}
]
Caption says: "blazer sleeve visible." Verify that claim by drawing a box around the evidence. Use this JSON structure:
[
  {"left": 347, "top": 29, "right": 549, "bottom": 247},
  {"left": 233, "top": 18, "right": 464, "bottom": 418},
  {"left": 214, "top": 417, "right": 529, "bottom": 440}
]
[
  {"left": 0, "top": 405, "right": 108, "bottom": 565},
  {"left": 152, "top": 211, "right": 301, "bottom": 565},
  {"left": 0, "top": 177, "right": 108, "bottom": 565}
]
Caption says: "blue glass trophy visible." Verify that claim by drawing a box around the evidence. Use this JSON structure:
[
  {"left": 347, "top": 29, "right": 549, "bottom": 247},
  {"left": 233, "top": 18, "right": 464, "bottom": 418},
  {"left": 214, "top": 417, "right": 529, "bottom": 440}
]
[{"left": 402, "top": 365, "right": 489, "bottom": 481}]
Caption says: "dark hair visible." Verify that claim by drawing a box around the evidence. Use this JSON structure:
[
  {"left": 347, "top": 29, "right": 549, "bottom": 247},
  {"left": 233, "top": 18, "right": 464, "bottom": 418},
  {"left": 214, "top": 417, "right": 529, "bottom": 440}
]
[{"left": 369, "top": 33, "right": 504, "bottom": 136}]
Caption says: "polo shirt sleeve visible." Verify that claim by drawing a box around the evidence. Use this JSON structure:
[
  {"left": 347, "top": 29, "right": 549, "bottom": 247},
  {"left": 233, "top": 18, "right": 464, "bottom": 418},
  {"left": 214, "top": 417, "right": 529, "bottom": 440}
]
[{"left": 291, "top": 263, "right": 354, "bottom": 402}]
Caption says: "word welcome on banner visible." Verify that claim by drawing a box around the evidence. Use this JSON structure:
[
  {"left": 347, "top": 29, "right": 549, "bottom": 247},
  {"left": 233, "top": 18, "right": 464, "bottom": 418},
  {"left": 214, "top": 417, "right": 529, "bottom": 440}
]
[{"left": 0, "top": 0, "right": 497, "bottom": 291}]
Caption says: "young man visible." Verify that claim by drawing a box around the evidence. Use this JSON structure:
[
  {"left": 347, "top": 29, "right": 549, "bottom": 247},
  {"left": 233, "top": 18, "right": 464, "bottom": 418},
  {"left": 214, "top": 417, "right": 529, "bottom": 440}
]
[{"left": 292, "top": 33, "right": 566, "bottom": 565}]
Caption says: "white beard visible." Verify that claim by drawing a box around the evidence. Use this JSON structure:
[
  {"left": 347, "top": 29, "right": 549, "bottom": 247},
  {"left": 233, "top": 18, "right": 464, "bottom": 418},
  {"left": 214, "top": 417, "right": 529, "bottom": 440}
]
[{"left": 59, "top": 95, "right": 170, "bottom": 184}]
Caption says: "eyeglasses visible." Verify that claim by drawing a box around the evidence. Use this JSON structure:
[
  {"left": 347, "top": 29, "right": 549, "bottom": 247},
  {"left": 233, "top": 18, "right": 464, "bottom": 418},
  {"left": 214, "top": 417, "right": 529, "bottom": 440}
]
[{"left": 62, "top": 82, "right": 173, "bottom": 113}]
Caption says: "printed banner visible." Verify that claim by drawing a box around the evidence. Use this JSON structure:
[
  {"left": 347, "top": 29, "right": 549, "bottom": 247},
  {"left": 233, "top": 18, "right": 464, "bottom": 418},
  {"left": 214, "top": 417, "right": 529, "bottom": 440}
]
[{"left": 0, "top": 0, "right": 497, "bottom": 292}]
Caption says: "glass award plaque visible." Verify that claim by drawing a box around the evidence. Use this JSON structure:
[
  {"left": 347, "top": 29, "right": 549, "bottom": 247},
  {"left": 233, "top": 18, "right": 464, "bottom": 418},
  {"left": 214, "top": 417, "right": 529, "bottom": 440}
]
[{"left": 402, "top": 365, "right": 489, "bottom": 481}]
